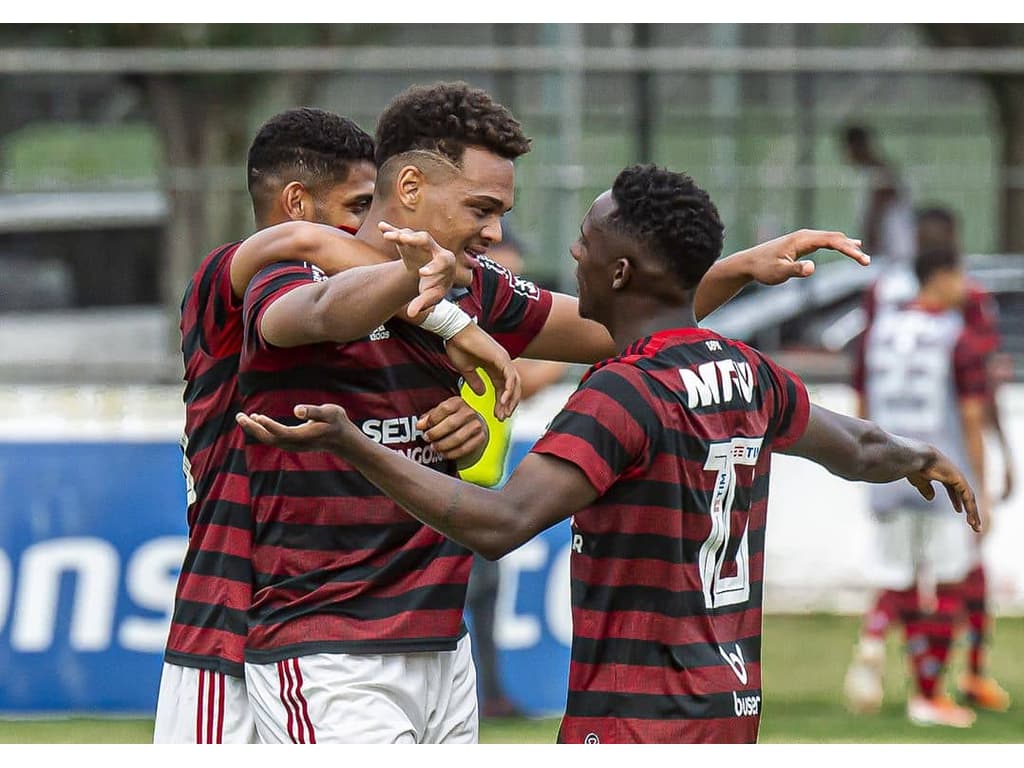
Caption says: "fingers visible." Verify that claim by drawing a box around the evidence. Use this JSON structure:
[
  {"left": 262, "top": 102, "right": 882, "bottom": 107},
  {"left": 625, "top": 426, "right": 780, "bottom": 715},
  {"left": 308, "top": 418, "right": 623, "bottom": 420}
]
[
  {"left": 427, "top": 416, "right": 486, "bottom": 458},
  {"left": 293, "top": 403, "right": 345, "bottom": 424},
  {"left": 493, "top": 364, "right": 522, "bottom": 421},
  {"left": 417, "top": 397, "right": 462, "bottom": 432},
  {"left": 408, "top": 285, "right": 445, "bottom": 318},
  {"left": 462, "top": 367, "right": 486, "bottom": 397},
  {"left": 235, "top": 412, "right": 277, "bottom": 444},
  {"left": 792, "top": 230, "right": 870, "bottom": 266},
  {"left": 907, "top": 474, "right": 936, "bottom": 501}
]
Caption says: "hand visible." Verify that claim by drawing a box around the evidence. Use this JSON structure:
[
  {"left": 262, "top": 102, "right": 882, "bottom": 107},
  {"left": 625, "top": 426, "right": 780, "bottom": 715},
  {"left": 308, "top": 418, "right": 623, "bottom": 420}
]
[
  {"left": 417, "top": 396, "right": 489, "bottom": 465},
  {"left": 235, "top": 404, "right": 356, "bottom": 455},
  {"left": 379, "top": 221, "right": 464, "bottom": 317},
  {"left": 904, "top": 450, "right": 982, "bottom": 533},
  {"left": 743, "top": 229, "right": 869, "bottom": 285},
  {"left": 445, "top": 324, "right": 522, "bottom": 421}
]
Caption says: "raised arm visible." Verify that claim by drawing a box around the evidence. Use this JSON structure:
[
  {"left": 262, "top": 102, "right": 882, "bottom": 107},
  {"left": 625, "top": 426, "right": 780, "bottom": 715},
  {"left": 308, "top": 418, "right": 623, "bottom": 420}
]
[
  {"left": 693, "top": 229, "right": 869, "bottom": 322},
  {"left": 236, "top": 404, "right": 597, "bottom": 560},
  {"left": 519, "top": 293, "right": 617, "bottom": 364},
  {"left": 781, "top": 404, "right": 981, "bottom": 531},
  {"left": 229, "top": 221, "right": 390, "bottom": 300}
]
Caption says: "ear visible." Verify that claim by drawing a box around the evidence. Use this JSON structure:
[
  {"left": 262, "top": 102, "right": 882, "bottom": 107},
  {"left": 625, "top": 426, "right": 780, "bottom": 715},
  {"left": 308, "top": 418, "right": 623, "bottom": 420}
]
[
  {"left": 395, "top": 165, "right": 425, "bottom": 211},
  {"left": 611, "top": 258, "right": 632, "bottom": 291},
  {"left": 282, "top": 181, "right": 314, "bottom": 221}
]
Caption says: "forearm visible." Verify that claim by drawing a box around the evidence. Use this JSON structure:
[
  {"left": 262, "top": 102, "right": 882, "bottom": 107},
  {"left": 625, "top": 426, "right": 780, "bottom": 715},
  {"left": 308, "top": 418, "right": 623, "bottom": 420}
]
[
  {"left": 340, "top": 435, "right": 531, "bottom": 560},
  {"left": 231, "top": 222, "right": 392, "bottom": 299},
  {"left": 693, "top": 250, "right": 755, "bottom": 322},
  {"left": 262, "top": 261, "right": 420, "bottom": 347},
  {"left": 785, "top": 405, "right": 935, "bottom": 483}
]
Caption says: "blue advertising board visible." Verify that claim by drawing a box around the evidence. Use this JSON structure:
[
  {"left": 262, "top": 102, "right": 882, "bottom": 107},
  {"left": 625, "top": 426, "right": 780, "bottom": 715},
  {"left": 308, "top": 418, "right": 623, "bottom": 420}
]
[{"left": 0, "top": 434, "right": 571, "bottom": 716}]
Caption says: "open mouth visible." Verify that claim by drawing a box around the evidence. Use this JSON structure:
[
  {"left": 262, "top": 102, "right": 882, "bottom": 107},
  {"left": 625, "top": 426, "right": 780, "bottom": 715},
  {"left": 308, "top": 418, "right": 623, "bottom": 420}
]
[{"left": 464, "top": 247, "right": 486, "bottom": 267}]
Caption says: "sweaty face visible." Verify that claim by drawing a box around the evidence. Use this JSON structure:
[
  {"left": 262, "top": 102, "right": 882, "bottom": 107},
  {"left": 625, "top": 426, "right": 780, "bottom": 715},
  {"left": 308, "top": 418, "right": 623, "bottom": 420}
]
[
  {"left": 570, "top": 191, "right": 617, "bottom": 322},
  {"left": 417, "top": 147, "right": 515, "bottom": 266},
  {"left": 312, "top": 160, "right": 376, "bottom": 230}
]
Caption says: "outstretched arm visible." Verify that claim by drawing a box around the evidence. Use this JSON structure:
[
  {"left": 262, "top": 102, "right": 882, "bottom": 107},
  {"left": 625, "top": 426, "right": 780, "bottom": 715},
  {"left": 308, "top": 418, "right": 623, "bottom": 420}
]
[
  {"left": 229, "top": 220, "right": 476, "bottom": 300},
  {"left": 780, "top": 404, "right": 981, "bottom": 532},
  {"left": 258, "top": 224, "right": 458, "bottom": 348},
  {"left": 693, "top": 229, "right": 869, "bottom": 322},
  {"left": 236, "top": 404, "right": 597, "bottom": 560}
]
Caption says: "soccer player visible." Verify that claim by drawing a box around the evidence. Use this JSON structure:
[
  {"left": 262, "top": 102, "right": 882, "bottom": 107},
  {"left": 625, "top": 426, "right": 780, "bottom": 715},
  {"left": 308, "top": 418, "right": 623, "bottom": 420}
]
[
  {"left": 849, "top": 245, "right": 990, "bottom": 728},
  {"left": 843, "top": 206, "right": 1010, "bottom": 718},
  {"left": 157, "top": 107, "right": 511, "bottom": 744},
  {"left": 236, "top": 164, "right": 979, "bottom": 744},
  {"left": 841, "top": 124, "right": 916, "bottom": 264}
]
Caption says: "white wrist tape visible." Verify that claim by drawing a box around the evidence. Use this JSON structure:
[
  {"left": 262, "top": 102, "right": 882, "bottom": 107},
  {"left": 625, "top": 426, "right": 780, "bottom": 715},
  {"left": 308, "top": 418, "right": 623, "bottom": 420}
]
[{"left": 420, "top": 299, "right": 473, "bottom": 341}]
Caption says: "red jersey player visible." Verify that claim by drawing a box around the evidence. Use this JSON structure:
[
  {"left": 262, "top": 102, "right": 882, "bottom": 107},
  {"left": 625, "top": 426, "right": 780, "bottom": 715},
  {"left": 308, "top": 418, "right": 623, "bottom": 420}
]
[
  {"left": 158, "top": 107, "right": 518, "bottom": 743},
  {"left": 237, "top": 164, "right": 978, "bottom": 744}
]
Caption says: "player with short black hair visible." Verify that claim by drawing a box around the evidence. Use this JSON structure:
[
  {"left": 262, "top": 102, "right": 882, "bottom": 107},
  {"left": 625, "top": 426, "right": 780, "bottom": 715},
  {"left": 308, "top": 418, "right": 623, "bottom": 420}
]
[
  {"left": 236, "top": 164, "right": 978, "bottom": 744},
  {"left": 154, "top": 108, "right": 378, "bottom": 744},
  {"left": 246, "top": 107, "right": 376, "bottom": 225}
]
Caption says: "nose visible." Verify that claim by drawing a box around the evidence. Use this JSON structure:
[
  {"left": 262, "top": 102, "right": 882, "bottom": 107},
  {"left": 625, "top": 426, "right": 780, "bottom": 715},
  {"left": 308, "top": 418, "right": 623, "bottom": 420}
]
[{"left": 481, "top": 216, "right": 502, "bottom": 245}]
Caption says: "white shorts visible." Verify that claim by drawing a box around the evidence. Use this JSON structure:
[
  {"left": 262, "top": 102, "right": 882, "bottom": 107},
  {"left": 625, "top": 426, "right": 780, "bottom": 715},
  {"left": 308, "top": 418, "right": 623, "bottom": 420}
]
[
  {"left": 244, "top": 634, "right": 478, "bottom": 744},
  {"left": 153, "top": 662, "right": 258, "bottom": 744},
  {"left": 870, "top": 508, "right": 973, "bottom": 592}
]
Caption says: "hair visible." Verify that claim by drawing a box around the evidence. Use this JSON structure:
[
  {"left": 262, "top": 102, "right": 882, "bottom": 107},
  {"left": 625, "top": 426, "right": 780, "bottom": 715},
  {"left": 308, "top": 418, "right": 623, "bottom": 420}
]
[
  {"left": 916, "top": 205, "right": 959, "bottom": 232},
  {"left": 916, "top": 205, "right": 960, "bottom": 253},
  {"left": 914, "top": 245, "right": 961, "bottom": 286},
  {"left": 843, "top": 124, "right": 871, "bottom": 148},
  {"left": 374, "top": 81, "right": 531, "bottom": 169},
  {"left": 246, "top": 108, "right": 375, "bottom": 209},
  {"left": 608, "top": 164, "right": 725, "bottom": 290}
]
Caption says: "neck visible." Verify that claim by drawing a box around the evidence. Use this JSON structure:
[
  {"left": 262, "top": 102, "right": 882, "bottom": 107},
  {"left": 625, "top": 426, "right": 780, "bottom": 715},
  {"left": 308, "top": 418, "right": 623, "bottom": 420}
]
[
  {"left": 607, "top": 295, "right": 698, "bottom": 354},
  {"left": 355, "top": 199, "right": 403, "bottom": 261},
  {"left": 916, "top": 286, "right": 952, "bottom": 310}
]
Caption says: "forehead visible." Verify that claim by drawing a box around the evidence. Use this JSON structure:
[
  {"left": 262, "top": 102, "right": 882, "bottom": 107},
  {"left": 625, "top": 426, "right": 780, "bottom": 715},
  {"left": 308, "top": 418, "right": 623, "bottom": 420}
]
[
  {"left": 327, "top": 160, "right": 376, "bottom": 197},
  {"left": 456, "top": 146, "right": 515, "bottom": 207},
  {"left": 582, "top": 190, "right": 616, "bottom": 233}
]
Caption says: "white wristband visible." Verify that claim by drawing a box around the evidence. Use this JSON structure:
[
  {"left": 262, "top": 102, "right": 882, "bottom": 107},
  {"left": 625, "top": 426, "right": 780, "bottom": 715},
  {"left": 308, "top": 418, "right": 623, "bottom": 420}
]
[{"left": 420, "top": 299, "right": 473, "bottom": 341}]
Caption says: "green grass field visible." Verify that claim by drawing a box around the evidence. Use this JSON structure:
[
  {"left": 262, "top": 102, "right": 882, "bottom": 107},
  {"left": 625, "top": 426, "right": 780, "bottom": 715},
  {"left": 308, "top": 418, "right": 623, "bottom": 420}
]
[{"left": 1, "top": 614, "right": 1021, "bottom": 744}]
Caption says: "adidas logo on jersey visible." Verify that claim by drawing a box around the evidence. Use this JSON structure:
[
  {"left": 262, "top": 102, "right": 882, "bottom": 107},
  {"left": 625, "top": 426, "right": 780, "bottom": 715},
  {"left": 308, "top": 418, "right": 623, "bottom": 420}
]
[{"left": 369, "top": 325, "right": 390, "bottom": 341}]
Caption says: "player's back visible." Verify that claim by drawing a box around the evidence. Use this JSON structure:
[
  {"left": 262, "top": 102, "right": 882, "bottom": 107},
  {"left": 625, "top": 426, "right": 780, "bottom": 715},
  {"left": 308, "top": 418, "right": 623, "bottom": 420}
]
[
  {"left": 168, "top": 241, "right": 252, "bottom": 676},
  {"left": 532, "top": 327, "right": 809, "bottom": 744}
]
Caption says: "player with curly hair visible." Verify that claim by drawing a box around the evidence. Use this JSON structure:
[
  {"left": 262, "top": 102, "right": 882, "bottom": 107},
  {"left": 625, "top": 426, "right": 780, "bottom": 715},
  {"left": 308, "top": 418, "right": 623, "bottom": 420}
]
[{"left": 236, "top": 164, "right": 978, "bottom": 744}]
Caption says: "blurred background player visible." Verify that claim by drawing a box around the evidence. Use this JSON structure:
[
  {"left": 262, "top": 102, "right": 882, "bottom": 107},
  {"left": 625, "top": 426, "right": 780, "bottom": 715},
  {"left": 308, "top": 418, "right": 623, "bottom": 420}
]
[
  {"left": 156, "top": 108, "right": 376, "bottom": 743},
  {"left": 841, "top": 124, "right": 916, "bottom": 266},
  {"left": 845, "top": 244, "right": 989, "bottom": 728},
  {"left": 844, "top": 206, "right": 1012, "bottom": 720},
  {"left": 459, "top": 229, "right": 568, "bottom": 720}
]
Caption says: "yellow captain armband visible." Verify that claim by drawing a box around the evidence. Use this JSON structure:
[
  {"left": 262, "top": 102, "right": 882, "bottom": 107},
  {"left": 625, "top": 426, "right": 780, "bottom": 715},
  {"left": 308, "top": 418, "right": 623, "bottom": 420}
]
[{"left": 458, "top": 369, "right": 513, "bottom": 488}]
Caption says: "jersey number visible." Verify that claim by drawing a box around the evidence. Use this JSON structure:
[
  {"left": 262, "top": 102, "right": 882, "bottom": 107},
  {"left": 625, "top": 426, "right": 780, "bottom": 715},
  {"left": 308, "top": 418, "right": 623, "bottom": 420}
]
[{"left": 698, "top": 437, "right": 763, "bottom": 610}]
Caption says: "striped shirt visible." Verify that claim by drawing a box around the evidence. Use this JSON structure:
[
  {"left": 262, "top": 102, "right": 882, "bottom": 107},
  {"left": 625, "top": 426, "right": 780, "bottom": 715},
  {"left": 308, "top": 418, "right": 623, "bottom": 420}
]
[
  {"left": 239, "top": 254, "right": 552, "bottom": 662},
  {"left": 855, "top": 300, "right": 989, "bottom": 515},
  {"left": 531, "top": 327, "right": 810, "bottom": 744},
  {"left": 168, "top": 241, "right": 251, "bottom": 677}
]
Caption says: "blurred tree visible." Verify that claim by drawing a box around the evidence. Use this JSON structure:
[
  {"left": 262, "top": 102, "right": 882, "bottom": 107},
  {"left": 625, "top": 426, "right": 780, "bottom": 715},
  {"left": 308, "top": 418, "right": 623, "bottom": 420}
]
[
  {"left": 921, "top": 24, "right": 1024, "bottom": 253},
  {"left": 0, "top": 23, "right": 388, "bottom": 365}
]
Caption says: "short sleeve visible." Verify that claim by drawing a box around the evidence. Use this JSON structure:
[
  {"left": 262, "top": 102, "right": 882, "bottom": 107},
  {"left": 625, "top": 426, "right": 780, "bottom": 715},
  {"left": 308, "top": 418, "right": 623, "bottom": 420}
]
[
  {"left": 471, "top": 255, "right": 554, "bottom": 358},
  {"left": 530, "top": 364, "right": 651, "bottom": 495},
  {"left": 243, "top": 260, "right": 321, "bottom": 349}
]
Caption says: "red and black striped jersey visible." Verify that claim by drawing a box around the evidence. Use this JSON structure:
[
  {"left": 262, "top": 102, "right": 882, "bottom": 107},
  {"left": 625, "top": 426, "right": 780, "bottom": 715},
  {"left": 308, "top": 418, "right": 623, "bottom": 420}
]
[
  {"left": 168, "top": 240, "right": 251, "bottom": 677},
  {"left": 530, "top": 327, "right": 809, "bottom": 744},
  {"left": 238, "top": 253, "right": 553, "bottom": 662}
]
